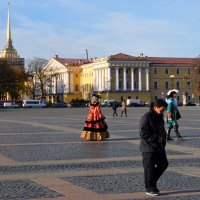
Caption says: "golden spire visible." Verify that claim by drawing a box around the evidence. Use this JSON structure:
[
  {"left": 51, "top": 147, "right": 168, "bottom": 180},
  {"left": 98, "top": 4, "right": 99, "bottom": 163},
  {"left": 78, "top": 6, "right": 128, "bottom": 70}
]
[
  {"left": 6, "top": 0, "right": 13, "bottom": 48},
  {"left": 0, "top": 0, "right": 18, "bottom": 58}
]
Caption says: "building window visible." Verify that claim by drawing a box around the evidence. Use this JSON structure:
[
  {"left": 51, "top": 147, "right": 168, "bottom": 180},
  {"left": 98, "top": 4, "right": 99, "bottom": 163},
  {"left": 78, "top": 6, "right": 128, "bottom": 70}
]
[
  {"left": 165, "top": 68, "right": 168, "bottom": 74},
  {"left": 155, "top": 96, "right": 157, "bottom": 100},
  {"left": 165, "top": 81, "right": 169, "bottom": 89},
  {"left": 177, "top": 96, "right": 180, "bottom": 101},
  {"left": 75, "top": 74, "right": 78, "bottom": 78},
  {"left": 176, "top": 81, "right": 180, "bottom": 89},
  {"left": 188, "top": 68, "right": 191, "bottom": 74},
  {"left": 75, "top": 84, "right": 79, "bottom": 91},
  {"left": 176, "top": 68, "right": 180, "bottom": 74},
  {"left": 154, "top": 80, "right": 158, "bottom": 90},
  {"left": 154, "top": 68, "right": 157, "bottom": 74}
]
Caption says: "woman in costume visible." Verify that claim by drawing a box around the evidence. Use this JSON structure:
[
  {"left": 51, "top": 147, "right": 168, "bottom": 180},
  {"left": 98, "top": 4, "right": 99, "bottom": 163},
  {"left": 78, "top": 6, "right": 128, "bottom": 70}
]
[{"left": 80, "top": 94, "right": 109, "bottom": 141}]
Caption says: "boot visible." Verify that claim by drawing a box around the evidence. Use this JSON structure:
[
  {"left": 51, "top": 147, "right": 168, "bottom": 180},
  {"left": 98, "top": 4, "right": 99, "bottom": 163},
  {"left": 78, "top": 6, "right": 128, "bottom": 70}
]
[
  {"left": 167, "top": 129, "right": 174, "bottom": 141},
  {"left": 174, "top": 124, "right": 183, "bottom": 140}
]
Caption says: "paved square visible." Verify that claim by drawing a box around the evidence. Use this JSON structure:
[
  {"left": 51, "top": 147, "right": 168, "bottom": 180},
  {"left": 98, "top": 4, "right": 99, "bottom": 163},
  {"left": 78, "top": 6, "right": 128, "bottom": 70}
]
[{"left": 0, "top": 106, "right": 199, "bottom": 199}]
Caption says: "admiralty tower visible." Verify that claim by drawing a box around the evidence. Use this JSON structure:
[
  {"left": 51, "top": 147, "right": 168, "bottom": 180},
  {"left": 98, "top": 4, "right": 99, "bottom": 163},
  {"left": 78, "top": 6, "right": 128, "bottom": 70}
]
[{"left": 0, "top": 1, "right": 24, "bottom": 69}]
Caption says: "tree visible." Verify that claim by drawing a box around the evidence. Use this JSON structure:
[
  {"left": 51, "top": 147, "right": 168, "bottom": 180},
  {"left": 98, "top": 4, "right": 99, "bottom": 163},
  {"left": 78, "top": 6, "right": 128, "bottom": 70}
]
[
  {"left": 0, "top": 59, "right": 27, "bottom": 100},
  {"left": 26, "top": 57, "right": 52, "bottom": 99},
  {"left": 192, "top": 61, "right": 200, "bottom": 97}
]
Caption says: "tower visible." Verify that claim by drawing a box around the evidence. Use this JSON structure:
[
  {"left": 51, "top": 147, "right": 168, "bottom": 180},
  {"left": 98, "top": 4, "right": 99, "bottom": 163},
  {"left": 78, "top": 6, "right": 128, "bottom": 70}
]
[{"left": 0, "top": 1, "right": 24, "bottom": 68}]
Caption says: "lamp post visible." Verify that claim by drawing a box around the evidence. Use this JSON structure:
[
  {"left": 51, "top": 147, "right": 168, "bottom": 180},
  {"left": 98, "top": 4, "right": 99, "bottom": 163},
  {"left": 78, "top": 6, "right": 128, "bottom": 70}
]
[{"left": 170, "top": 74, "right": 175, "bottom": 89}]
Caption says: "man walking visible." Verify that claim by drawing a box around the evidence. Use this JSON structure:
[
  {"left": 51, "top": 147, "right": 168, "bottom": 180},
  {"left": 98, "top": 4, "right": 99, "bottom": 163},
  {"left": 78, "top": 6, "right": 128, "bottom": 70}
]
[
  {"left": 139, "top": 99, "right": 168, "bottom": 196},
  {"left": 112, "top": 100, "right": 118, "bottom": 117}
]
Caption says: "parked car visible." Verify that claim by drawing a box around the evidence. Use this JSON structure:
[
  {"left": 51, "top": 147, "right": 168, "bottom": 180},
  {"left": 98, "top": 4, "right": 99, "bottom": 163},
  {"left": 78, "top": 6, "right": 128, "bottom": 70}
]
[
  {"left": 51, "top": 102, "right": 68, "bottom": 108},
  {"left": 68, "top": 102, "right": 86, "bottom": 108},
  {"left": 3, "top": 102, "right": 19, "bottom": 108},
  {"left": 130, "top": 102, "right": 145, "bottom": 107},
  {"left": 186, "top": 101, "right": 196, "bottom": 106}
]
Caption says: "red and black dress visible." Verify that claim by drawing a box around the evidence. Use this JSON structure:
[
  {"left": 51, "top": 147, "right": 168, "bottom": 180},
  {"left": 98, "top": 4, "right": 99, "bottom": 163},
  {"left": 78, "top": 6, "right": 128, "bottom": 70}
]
[{"left": 80, "top": 101, "right": 109, "bottom": 141}]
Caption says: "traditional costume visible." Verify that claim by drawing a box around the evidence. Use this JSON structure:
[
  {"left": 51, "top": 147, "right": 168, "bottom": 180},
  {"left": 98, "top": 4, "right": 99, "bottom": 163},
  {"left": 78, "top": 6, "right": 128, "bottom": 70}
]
[
  {"left": 80, "top": 94, "right": 109, "bottom": 141},
  {"left": 166, "top": 89, "right": 183, "bottom": 140}
]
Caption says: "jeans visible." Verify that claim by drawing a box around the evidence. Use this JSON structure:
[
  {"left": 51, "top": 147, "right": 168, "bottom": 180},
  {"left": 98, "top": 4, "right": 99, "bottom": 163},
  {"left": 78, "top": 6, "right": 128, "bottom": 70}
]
[{"left": 142, "top": 150, "right": 168, "bottom": 192}]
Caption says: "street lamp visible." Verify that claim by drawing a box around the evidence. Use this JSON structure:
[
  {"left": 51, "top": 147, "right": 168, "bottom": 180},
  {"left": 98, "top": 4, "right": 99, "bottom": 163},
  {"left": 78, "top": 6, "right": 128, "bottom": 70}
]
[{"left": 170, "top": 74, "right": 175, "bottom": 88}]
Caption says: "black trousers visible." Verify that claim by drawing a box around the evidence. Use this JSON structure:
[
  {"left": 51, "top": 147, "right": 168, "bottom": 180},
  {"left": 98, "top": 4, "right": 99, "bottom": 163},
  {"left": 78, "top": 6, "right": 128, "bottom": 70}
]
[
  {"left": 113, "top": 109, "right": 118, "bottom": 116},
  {"left": 142, "top": 150, "right": 168, "bottom": 192}
]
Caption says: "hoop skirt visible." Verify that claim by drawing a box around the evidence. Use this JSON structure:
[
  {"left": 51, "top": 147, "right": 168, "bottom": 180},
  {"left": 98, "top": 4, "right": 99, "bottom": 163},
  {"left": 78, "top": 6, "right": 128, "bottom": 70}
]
[{"left": 80, "top": 102, "right": 109, "bottom": 141}]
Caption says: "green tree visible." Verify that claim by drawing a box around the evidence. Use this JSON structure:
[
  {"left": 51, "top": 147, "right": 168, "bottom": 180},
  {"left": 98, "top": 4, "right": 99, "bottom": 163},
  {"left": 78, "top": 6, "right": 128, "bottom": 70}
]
[{"left": 0, "top": 59, "right": 27, "bottom": 100}]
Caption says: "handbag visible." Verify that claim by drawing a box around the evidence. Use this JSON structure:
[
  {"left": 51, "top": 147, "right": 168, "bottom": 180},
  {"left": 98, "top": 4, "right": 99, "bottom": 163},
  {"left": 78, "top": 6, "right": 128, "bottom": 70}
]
[{"left": 176, "top": 109, "right": 181, "bottom": 120}]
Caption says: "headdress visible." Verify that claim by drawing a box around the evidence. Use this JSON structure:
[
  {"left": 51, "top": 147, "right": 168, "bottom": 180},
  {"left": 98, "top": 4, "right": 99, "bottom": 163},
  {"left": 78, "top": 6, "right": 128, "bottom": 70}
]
[{"left": 167, "top": 89, "right": 179, "bottom": 96}]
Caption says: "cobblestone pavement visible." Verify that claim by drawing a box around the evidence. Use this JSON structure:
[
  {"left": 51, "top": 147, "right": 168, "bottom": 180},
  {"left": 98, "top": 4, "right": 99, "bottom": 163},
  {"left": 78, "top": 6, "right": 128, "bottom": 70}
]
[{"left": 0, "top": 106, "right": 199, "bottom": 200}]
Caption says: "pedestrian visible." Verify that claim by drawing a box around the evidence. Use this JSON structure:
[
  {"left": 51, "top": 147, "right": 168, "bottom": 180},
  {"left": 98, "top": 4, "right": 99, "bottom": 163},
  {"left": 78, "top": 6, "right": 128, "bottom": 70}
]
[
  {"left": 80, "top": 94, "right": 109, "bottom": 141},
  {"left": 112, "top": 100, "right": 118, "bottom": 117},
  {"left": 139, "top": 99, "right": 169, "bottom": 196},
  {"left": 121, "top": 100, "right": 127, "bottom": 117},
  {"left": 166, "top": 89, "right": 183, "bottom": 141}
]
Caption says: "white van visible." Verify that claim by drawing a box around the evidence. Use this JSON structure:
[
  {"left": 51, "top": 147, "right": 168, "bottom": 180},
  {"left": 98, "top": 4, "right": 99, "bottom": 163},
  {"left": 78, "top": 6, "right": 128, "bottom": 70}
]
[
  {"left": 102, "top": 99, "right": 115, "bottom": 107},
  {"left": 126, "top": 99, "right": 145, "bottom": 107},
  {"left": 22, "top": 99, "right": 46, "bottom": 108}
]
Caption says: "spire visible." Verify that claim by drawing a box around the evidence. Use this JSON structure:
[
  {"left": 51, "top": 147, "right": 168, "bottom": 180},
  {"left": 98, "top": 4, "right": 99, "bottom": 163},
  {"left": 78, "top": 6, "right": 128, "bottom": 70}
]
[
  {"left": 6, "top": 0, "right": 13, "bottom": 48},
  {"left": 0, "top": 0, "right": 18, "bottom": 59}
]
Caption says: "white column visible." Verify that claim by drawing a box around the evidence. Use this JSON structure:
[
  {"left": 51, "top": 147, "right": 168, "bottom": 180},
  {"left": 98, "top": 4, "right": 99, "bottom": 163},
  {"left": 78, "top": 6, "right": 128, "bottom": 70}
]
[
  {"left": 146, "top": 68, "right": 149, "bottom": 91},
  {"left": 96, "top": 70, "right": 99, "bottom": 91},
  {"left": 107, "top": 67, "right": 111, "bottom": 90},
  {"left": 138, "top": 68, "right": 142, "bottom": 91},
  {"left": 99, "top": 69, "right": 102, "bottom": 91},
  {"left": 115, "top": 67, "right": 119, "bottom": 90},
  {"left": 94, "top": 70, "right": 96, "bottom": 91},
  {"left": 102, "top": 69, "right": 105, "bottom": 91},
  {"left": 131, "top": 68, "right": 135, "bottom": 91},
  {"left": 123, "top": 67, "right": 127, "bottom": 90}
]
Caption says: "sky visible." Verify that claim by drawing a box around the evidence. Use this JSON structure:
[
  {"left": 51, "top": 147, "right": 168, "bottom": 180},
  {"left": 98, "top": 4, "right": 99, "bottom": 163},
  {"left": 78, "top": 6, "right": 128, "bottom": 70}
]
[{"left": 0, "top": 0, "right": 200, "bottom": 62}]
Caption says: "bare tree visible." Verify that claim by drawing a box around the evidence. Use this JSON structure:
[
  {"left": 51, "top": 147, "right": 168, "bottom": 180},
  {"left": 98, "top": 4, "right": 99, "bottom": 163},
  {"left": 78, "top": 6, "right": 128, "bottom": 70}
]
[
  {"left": 26, "top": 57, "right": 49, "bottom": 99},
  {"left": 192, "top": 62, "right": 200, "bottom": 97}
]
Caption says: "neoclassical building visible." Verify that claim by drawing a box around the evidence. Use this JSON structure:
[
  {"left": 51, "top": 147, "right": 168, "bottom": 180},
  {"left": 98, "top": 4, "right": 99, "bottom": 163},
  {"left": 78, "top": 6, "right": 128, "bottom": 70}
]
[
  {"left": 43, "top": 55, "right": 90, "bottom": 103},
  {"left": 81, "top": 53, "right": 151, "bottom": 102},
  {"left": 43, "top": 53, "right": 200, "bottom": 104}
]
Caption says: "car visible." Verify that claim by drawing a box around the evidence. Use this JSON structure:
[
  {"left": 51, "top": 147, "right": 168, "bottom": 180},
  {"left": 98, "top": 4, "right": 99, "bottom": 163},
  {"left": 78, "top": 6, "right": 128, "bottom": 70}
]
[
  {"left": 186, "top": 101, "right": 196, "bottom": 106},
  {"left": 130, "top": 102, "right": 145, "bottom": 107},
  {"left": 51, "top": 102, "right": 68, "bottom": 108},
  {"left": 3, "top": 102, "right": 19, "bottom": 108},
  {"left": 68, "top": 102, "right": 86, "bottom": 108}
]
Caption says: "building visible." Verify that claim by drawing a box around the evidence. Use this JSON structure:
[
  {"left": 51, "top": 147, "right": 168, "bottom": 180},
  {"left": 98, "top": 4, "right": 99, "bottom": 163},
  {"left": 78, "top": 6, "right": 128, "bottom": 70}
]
[
  {"left": 43, "top": 53, "right": 200, "bottom": 104},
  {"left": 0, "top": 1, "right": 24, "bottom": 69},
  {"left": 43, "top": 55, "right": 90, "bottom": 103}
]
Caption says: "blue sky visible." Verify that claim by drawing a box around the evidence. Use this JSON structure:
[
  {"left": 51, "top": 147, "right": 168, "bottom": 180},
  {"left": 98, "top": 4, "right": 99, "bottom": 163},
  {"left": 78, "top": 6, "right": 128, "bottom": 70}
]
[{"left": 0, "top": 0, "right": 200, "bottom": 61}]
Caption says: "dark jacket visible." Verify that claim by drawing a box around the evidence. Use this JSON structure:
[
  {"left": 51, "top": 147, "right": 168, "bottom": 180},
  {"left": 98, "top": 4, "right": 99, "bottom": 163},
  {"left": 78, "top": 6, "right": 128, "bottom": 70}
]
[{"left": 139, "top": 109, "right": 166, "bottom": 152}]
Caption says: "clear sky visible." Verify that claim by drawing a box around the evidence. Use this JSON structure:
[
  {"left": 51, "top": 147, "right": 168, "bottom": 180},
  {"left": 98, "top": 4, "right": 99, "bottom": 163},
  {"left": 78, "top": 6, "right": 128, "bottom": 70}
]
[{"left": 0, "top": 0, "right": 200, "bottom": 61}]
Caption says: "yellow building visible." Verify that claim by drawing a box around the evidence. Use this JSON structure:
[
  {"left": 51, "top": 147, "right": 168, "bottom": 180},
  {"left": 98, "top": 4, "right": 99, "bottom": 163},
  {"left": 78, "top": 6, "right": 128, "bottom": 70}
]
[
  {"left": 81, "top": 53, "right": 151, "bottom": 102},
  {"left": 43, "top": 55, "right": 90, "bottom": 103},
  {"left": 44, "top": 53, "right": 200, "bottom": 104}
]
